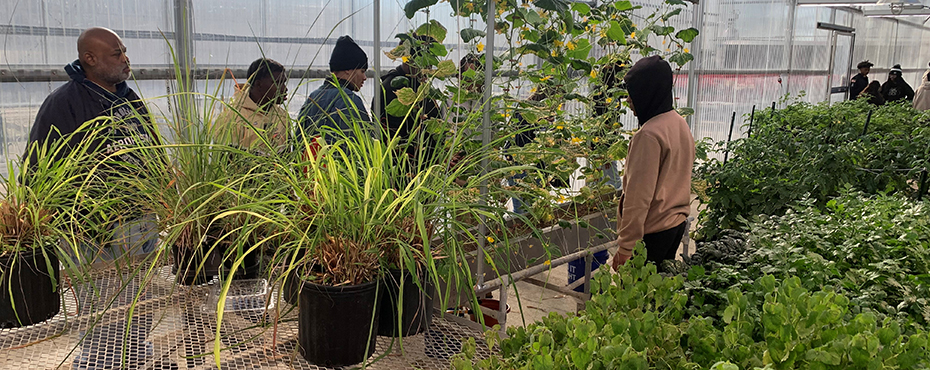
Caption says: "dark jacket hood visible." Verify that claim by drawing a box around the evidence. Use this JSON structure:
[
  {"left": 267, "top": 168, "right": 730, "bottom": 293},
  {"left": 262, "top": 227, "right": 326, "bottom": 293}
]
[
  {"left": 65, "top": 59, "right": 131, "bottom": 98},
  {"left": 624, "top": 55, "right": 674, "bottom": 126}
]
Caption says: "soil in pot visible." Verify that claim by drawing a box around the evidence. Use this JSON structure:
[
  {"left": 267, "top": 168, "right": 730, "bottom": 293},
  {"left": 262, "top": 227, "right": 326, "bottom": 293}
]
[
  {"left": 0, "top": 248, "right": 61, "bottom": 328},
  {"left": 378, "top": 267, "right": 434, "bottom": 337},
  {"left": 171, "top": 245, "right": 222, "bottom": 285},
  {"left": 298, "top": 278, "right": 380, "bottom": 367}
]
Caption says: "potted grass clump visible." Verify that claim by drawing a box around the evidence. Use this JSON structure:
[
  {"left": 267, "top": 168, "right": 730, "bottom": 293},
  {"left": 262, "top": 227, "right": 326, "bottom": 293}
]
[{"left": 2, "top": 123, "right": 108, "bottom": 328}]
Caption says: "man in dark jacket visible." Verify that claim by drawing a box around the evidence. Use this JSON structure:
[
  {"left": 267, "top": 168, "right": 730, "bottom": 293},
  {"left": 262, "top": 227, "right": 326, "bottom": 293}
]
[
  {"left": 881, "top": 64, "right": 916, "bottom": 103},
  {"left": 849, "top": 60, "right": 873, "bottom": 101},
  {"left": 299, "top": 35, "right": 371, "bottom": 142},
  {"left": 25, "top": 27, "right": 159, "bottom": 258},
  {"left": 375, "top": 35, "right": 444, "bottom": 164}
]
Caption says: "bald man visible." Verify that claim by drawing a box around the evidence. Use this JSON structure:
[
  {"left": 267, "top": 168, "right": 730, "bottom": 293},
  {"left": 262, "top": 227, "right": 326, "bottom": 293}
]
[{"left": 25, "top": 27, "right": 159, "bottom": 258}]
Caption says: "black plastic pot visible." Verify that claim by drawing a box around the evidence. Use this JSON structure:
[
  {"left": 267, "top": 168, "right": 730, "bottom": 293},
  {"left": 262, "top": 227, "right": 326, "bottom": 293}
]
[
  {"left": 298, "top": 278, "right": 380, "bottom": 367},
  {"left": 378, "top": 268, "right": 434, "bottom": 337},
  {"left": 0, "top": 248, "right": 60, "bottom": 328},
  {"left": 222, "top": 250, "right": 261, "bottom": 280},
  {"left": 171, "top": 245, "right": 222, "bottom": 285}
]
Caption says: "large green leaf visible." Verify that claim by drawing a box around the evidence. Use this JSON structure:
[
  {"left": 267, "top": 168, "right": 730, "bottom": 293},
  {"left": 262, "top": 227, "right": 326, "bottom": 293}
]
[
  {"left": 676, "top": 27, "right": 700, "bottom": 43},
  {"left": 662, "top": 8, "right": 682, "bottom": 21},
  {"left": 668, "top": 52, "right": 694, "bottom": 67},
  {"left": 571, "top": 2, "right": 591, "bottom": 15},
  {"left": 517, "top": 43, "right": 551, "bottom": 58},
  {"left": 607, "top": 20, "right": 627, "bottom": 45},
  {"left": 534, "top": 0, "right": 569, "bottom": 13},
  {"left": 615, "top": 1, "right": 634, "bottom": 11},
  {"left": 404, "top": 0, "right": 438, "bottom": 19},
  {"left": 461, "top": 28, "right": 486, "bottom": 43},
  {"left": 415, "top": 20, "right": 447, "bottom": 43},
  {"left": 386, "top": 99, "right": 411, "bottom": 118},
  {"left": 524, "top": 8, "right": 545, "bottom": 25},
  {"left": 649, "top": 25, "right": 675, "bottom": 36},
  {"left": 567, "top": 38, "right": 592, "bottom": 60},
  {"left": 666, "top": 0, "right": 688, "bottom": 5}
]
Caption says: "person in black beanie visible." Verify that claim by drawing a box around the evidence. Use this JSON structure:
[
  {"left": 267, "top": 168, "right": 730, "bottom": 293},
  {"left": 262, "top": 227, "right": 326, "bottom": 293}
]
[
  {"left": 881, "top": 64, "right": 915, "bottom": 103},
  {"left": 299, "top": 35, "right": 371, "bottom": 142},
  {"left": 849, "top": 60, "right": 873, "bottom": 101}
]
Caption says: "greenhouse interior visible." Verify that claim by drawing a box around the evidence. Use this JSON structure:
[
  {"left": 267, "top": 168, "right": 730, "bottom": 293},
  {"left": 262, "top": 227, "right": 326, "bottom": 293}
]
[{"left": 1, "top": 0, "right": 930, "bottom": 368}]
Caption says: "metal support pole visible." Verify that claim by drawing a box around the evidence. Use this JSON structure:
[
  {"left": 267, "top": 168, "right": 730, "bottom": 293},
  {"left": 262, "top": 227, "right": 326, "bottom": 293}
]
[
  {"left": 826, "top": 31, "right": 837, "bottom": 102},
  {"left": 685, "top": 0, "right": 704, "bottom": 128},
  {"left": 582, "top": 253, "right": 593, "bottom": 295},
  {"left": 373, "top": 0, "right": 382, "bottom": 133},
  {"left": 475, "top": 0, "right": 496, "bottom": 291},
  {"left": 845, "top": 33, "right": 856, "bottom": 101},
  {"left": 723, "top": 111, "right": 736, "bottom": 165},
  {"left": 747, "top": 104, "right": 756, "bottom": 138},
  {"left": 862, "top": 110, "right": 872, "bottom": 136},
  {"left": 771, "top": 101, "right": 776, "bottom": 119},
  {"left": 173, "top": 0, "right": 196, "bottom": 134},
  {"left": 784, "top": 0, "right": 798, "bottom": 94}
]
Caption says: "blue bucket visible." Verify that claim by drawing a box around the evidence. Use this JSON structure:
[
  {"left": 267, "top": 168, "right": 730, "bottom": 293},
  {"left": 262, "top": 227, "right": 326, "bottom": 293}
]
[{"left": 566, "top": 250, "right": 610, "bottom": 292}]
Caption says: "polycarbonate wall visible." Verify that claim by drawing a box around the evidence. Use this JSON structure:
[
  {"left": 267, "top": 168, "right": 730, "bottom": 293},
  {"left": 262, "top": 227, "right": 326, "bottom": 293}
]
[{"left": 2, "top": 0, "right": 930, "bottom": 169}]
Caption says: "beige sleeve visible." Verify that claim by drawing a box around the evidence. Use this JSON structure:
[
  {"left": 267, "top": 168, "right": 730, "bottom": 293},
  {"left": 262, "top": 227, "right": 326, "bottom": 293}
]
[{"left": 616, "top": 132, "right": 661, "bottom": 255}]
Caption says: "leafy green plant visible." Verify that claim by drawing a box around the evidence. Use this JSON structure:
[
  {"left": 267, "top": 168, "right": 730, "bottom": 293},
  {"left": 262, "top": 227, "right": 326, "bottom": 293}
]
[
  {"left": 696, "top": 99, "right": 930, "bottom": 239},
  {"left": 452, "top": 244, "right": 930, "bottom": 369},
  {"left": 685, "top": 191, "right": 930, "bottom": 330}
]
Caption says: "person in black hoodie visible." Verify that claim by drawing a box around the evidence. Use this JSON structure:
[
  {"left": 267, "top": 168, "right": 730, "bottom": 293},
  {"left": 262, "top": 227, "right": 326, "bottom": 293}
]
[
  {"left": 611, "top": 56, "right": 694, "bottom": 271},
  {"left": 299, "top": 35, "right": 372, "bottom": 143},
  {"left": 881, "top": 64, "right": 915, "bottom": 103},
  {"left": 375, "top": 34, "right": 444, "bottom": 166},
  {"left": 849, "top": 60, "right": 873, "bottom": 101},
  {"left": 25, "top": 27, "right": 159, "bottom": 259}
]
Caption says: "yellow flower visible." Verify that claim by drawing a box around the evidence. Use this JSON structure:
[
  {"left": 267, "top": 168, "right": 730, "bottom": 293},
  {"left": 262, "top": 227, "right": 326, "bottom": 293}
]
[
  {"left": 540, "top": 75, "right": 551, "bottom": 82},
  {"left": 551, "top": 50, "right": 558, "bottom": 57},
  {"left": 465, "top": 2, "right": 474, "bottom": 10},
  {"left": 606, "top": 97, "right": 613, "bottom": 104},
  {"left": 530, "top": 86, "right": 537, "bottom": 93},
  {"left": 684, "top": 48, "right": 690, "bottom": 53},
  {"left": 558, "top": 103, "right": 563, "bottom": 111},
  {"left": 589, "top": 69, "right": 597, "bottom": 78},
  {"left": 544, "top": 260, "right": 551, "bottom": 266},
  {"left": 571, "top": 136, "right": 583, "bottom": 144},
  {"left": 666, "top": 48, "right": 670, "bottom": 52},
  {"left": 630, "top": 31, "right": 636, "bottom": 38},
  {"left": 486, "top": 236, "right": 495, "bottom": 243},
  {"left": 600, "top": 31, "right": 607, "bottom": 38},
  {"left": 662, "top": 39, "right": 666, "bottom": 45},
  {"left": 402, "top": 56, "right": 409, "bottom": 63},
  {"left": 556, "top": 125, "right": 564, "bottom": 130},
  {"left": 613, "top": 122, "right": 620, "bottom": 127},
  {"left": 557, "top": 195, "right": 568, "bottom": 203},
  {"left": 593, "top": 137, "right": 601, "bottom": 143},
  {"left": 477, "top": 42, "right": 485, "bottom": 52},
  {"left": 553, "top": 40, "right": 563, "bottom": 47},
  {"left": 566, "top": 41, "right": 576, "bottom": 50}
]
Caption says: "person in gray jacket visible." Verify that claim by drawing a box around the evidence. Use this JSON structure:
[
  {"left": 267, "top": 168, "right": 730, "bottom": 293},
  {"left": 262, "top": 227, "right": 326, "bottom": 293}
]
[{"left": 298, "top": 35, "right": 371, "bottom": 142}]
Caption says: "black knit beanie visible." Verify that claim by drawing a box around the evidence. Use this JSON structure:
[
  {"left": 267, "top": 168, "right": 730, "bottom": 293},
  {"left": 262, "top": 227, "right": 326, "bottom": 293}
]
[{"left": 330, "top": 35, "right": 368, "bottom": 72}]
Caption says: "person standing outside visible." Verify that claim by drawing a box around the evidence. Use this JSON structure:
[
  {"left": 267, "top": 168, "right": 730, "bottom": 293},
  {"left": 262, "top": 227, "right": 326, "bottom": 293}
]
[
  {"left": 881, "top": 64, "right": 915, "bottom": 103},
  {"left": 25, "top": 27, "right": 159, "bottom": 259},
  {"left": 299, "top": 35, "right": 371, "bottom": 142},
  {"left": 214, "top": 58, "right": 289, "bottom": 151},
  {"left": 849, "top": 60, "right": 873, "bottom": 101},
  {"left": 611, "top": 56, "right": 695, "bottom": 270}
]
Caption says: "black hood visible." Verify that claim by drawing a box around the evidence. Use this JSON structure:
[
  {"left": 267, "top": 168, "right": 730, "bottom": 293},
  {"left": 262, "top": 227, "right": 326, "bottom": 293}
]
[{"left": 624, "top": 55, "right": 674, "bottom": 126}]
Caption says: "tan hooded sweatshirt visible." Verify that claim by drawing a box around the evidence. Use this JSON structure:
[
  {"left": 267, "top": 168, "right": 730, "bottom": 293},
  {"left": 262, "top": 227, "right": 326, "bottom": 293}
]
[
  {"left": 616, "top": 55, "right": 695, "bottom": 256},
  {"left": 214, "top": 83, "right": 289, "bottom": 149}
]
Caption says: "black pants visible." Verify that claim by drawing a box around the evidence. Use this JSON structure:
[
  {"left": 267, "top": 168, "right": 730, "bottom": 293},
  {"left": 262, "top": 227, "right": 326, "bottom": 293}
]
[{"left": 643, "top": 220, "right": 687, "bottom": 270}]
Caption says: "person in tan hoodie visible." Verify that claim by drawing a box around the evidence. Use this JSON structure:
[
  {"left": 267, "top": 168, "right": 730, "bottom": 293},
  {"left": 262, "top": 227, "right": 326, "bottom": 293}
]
[
  {"left": 611, "top": 55, "right": 695, "bottom": 271},
  {"left": 215, "top": 58, "right": 290, "bottom": 150}
]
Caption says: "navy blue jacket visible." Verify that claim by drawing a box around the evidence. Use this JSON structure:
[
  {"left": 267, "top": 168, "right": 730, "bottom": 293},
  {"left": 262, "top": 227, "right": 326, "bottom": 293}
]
[
  {"left": 298, "top": 77, "right": 371, "bottom": 142},
  {"left": 25, "top": 60, "right": 156, "bottom": 172}
]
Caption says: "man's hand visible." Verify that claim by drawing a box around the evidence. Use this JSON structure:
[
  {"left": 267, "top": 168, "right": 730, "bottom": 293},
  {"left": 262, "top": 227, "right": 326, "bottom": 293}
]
[{"left": 611, "top": 252, "right": 631, "bottom": 271}]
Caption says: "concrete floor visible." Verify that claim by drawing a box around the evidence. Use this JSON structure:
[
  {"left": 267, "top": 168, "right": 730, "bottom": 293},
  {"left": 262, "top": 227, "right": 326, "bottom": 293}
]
[{"left": 497, "top": 195, "right": 701, "bottom": 329}]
